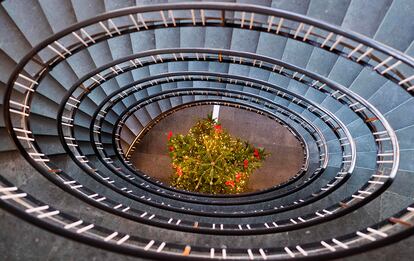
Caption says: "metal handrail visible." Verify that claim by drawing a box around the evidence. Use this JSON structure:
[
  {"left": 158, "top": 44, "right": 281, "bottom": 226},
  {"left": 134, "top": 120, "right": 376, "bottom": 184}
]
[
  {"left": 90, "top": 86, "right": 324, "bottom": 204},
  {"left": 57, "top": 85, "right": 336, "bottom": 218},
  {"left": 56, "top": 47, "right": 363, "bottom": 196},
  {"left": 4, "top": 49, "right": 396, "bottom": 236},
  {"left": 0, "top": 99, "right": 320, "bottom": 235},
  {"left": 64, "top": 71, "right": 337, "bottom": 204},
  {"left": 0, "top": 2, "right": 408, "bottom": 259},
  {"left": 4, "top": 2, "right": 414, "bottom": 95},
  {"left": 3, "top": 74, "right": 402, "bottom": 256},
  {"left": 1, "top": 146, "right": 413, "bottom": 260},
  {"left": 3, "top": 21, "right": 398, "bottom": 207},
  {"left": 86, "top": 72, "right": 328, "bottom": 201},
  {"left": 20, "top": 55, "right": 402, "bottom": 228},
  {"left": 1, "top": 6, "right": 402, "bottom": 199},
  {"left": 111, "top": 87, "right": 351, "bottom": 214},
  {"left": 53, "top": 47, "right": 397, "bottom": 203},
  {"left": 60, "top": 73, "right": 394, "bottom": 234},
  {"left": 2, "top": 94, "right": 334, "bottom": 233}
]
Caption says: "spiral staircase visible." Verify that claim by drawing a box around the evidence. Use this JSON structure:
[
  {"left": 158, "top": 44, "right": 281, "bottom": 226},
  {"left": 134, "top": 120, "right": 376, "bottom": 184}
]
[{"left": 1, "top": 0, "right": 414, "bottom": 260}]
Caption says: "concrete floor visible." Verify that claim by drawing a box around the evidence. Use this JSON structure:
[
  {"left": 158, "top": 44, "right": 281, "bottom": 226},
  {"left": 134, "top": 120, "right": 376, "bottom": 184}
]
[{"left": 129, "top": 105, "right": 304, "bottom": 193}]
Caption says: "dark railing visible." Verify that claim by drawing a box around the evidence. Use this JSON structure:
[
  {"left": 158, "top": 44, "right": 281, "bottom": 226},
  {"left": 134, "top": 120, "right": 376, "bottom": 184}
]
[
  {"left": 85, "top": 72, "right": 331, "bottom": 201},
  {"left": 59, "top": 68, "right": 334, "bottom": 204},
  {"left": 97, "top": 94, "right": 322, "bottom": 204},
  {"left": 93, "top": 76, "right": 338, "bottom": 201},
  {"left": 57, "top": 84, "right": 335, "bottom": 218},
  {"left": 1, "top": 2, "right": 411, "bottom": 260},
  {"left": 57, "top": 48, "right": 361, "bottom": 195}
]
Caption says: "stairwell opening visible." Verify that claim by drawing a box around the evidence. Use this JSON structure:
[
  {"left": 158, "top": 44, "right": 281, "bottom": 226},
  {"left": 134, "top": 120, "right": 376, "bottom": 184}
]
[{"left": 127, "top": 104, "right": 305, "bottom": 193}]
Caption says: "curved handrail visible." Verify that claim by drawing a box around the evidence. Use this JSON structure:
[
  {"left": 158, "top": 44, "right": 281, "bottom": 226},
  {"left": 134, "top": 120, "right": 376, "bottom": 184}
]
[
  {"left": 0, "top": 99, "right": 320, "bottom": 235},
  {"left": 111, "top": 88, "right": 352, "bottom": 217},
  {"left": 5, "top": 2, "right": 414, "bottom": 91},
  {"left": 65, "top": 71, "right": 338, "bottom": 204},
  {"left": 90, "top": 87, "right": 325, "bottom": 204},
  {"left": 0, "top": 2, "right": 409, "bottom": 259},
  {"left": 1, "top": 164, "right": 414, "bottom": 259},
  {"left": 1, "top": 93, "right": 336, "bottom": 234},
  {"left": 3, "top": 20, "right": 395, "bottom": 207},
  {"left": 54, "top": 47, "right": 397, "bottom": 200},
  {"left": 86, "top": 71, "right": 329, "bottom": 201},
  {"left": 56, "top": 47, "right": 364, "bottom": 197},
  {"left": 58, "top": 85, "right": 338, "bottom": 217}
]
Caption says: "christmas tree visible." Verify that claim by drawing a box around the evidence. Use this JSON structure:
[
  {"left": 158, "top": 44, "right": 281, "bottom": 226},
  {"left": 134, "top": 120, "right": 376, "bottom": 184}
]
[{"left": 167, "top": 114, "right": 268, "bottom": 194}]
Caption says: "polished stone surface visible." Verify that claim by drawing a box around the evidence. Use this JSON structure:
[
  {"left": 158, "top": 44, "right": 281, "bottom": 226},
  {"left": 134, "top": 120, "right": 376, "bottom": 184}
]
[{"left": 129, "top": 105, "right": 304, "bottom": 193}]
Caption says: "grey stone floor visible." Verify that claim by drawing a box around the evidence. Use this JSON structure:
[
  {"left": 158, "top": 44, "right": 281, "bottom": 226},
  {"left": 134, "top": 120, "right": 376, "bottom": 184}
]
[{"left": 129, "top": 105, "right": 304, "bottom": 192}]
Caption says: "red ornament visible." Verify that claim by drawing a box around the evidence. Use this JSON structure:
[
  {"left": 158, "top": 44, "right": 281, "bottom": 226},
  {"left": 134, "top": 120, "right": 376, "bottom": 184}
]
[
  {"left": 169, "top": 146, "right": 174, "bottom": 152},
  {"left": 235, "top": 173, "right": 243, "bottom": 182},
  {"left": 167, "top": 131, "right": 173, "bottom": 141},
  {"left": 254, "top": 148, "right": 260, "bottom": 159},
  {"left": 243, "top": 159, "right": 249, "bottom": 169},
  {"left": 176, "top": 167, "right": 183, "bottom": 177},
  {"left": 214, "top": 124, "right": 222, "bottom": 134},
  {"left": 225, "top": 180, "right": 235, "bottom": 188}
]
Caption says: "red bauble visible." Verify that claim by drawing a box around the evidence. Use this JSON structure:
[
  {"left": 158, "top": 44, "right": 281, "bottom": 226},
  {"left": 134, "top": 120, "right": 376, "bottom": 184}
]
[
  {"left": 225, "top": 180, "right": 235, "bottom": 188},
  {"left": 235, "top": 173, "right": 243, "bottom": 182},
  {"left": 243, "top": 159, "right": 249, "bottom": 169},
  {"left": 167, "top": 131, "right": 173, "bottom": 141},
  {"left": 214, "top": 124, "right": 222, "bottom": 134},
  {"left": 254, "top": 148, "right": 260, "bottom": 159},
  {"left": 176, "top": 167, "right": 183, "bottom": 177},
  {"left": 169, "top": 146, "right": 174, "bottom": 151}
]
